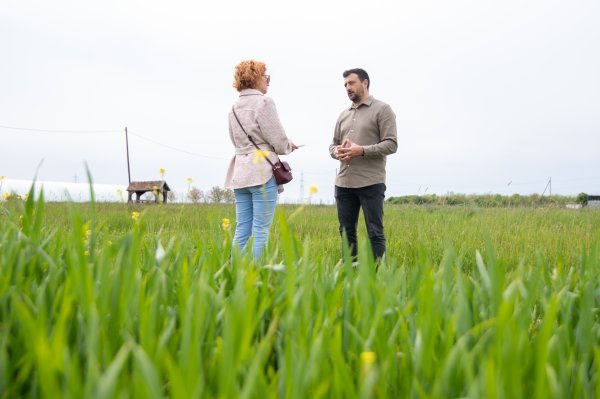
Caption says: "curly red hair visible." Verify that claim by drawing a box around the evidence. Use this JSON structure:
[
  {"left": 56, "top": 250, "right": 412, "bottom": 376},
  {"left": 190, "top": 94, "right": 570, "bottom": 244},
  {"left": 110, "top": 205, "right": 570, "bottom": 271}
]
[{"left": 233, "top": 60, "right": 266, "bottom": 91}]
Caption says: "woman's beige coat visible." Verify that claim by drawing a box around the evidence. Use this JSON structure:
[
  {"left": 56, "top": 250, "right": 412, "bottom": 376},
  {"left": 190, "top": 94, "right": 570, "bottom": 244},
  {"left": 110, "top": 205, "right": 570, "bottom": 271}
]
[{"left": 224, "top": 89, "right": 293, "bottom": 191}]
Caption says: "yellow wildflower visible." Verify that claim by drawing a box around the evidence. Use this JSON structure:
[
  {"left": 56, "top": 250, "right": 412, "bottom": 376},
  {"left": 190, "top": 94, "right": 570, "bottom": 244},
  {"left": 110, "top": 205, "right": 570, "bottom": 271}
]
[
  {"left": 221, "top": 218, "right": 231, "bottom": 231},
  {"left": 23, "top": 193, "right": 29, "bottom": 201},
  {"left": 186, "top": 177, "right": 193, "bottom": 182},
  {"left": 81, "top": 222, "right": 91, "bottom": 243},
  {"left": 1, "top": 192, "right": 9, "bottom": 201},
  {"left": 153, "top": 185, "right": 158, "bottom": 196},
  {"left": 308, "top": 185, "right": 319, "bottom": 195},
  {"left": 0, "top": 175, "right": 4, "bottom": 181},
  {"left": 252, "top": 149, "right": 271, "bottom": 165},
  {"left": 159, "top": 168, "right": 165, "bottom": 179},
  {"left": 131, "top": 211, "right": 140, "bottom": 221},
  {"left": 360, "top": 351, "right": 376, "bottom": 375}
]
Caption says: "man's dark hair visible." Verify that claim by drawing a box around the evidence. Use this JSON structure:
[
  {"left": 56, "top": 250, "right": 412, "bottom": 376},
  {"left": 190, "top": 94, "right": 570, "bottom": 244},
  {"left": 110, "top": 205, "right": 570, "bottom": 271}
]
[{"left": 343, "top": 68, "right": 370, "bottom": 89}]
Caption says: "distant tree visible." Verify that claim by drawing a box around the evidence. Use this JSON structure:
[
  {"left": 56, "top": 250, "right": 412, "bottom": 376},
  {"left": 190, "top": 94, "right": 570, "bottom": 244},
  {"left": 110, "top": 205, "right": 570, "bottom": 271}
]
[
  {"left": 167, "top": 191, "right": 177, "bottom": 203},
  {"left": 208, "top": 186, "right": 226, "bottom": 203},
  {"left": 223, "top": 189, "right": 235, "bottom": 204},
  {"left": 445, "top": 194, "right": 464, "bottom": 206},
  {"left": 576, "top": 192, "right": 589, "bottom": 206},
  {"left": 188, "top": 187, "right": 204, "bottom": 204},
  {"left": 509, "top": 194, "right": 524, "bottom": 207}
]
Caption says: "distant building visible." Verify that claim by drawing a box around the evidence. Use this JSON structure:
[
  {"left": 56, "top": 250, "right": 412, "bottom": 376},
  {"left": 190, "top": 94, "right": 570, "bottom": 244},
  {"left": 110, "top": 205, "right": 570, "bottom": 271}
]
[
  {"left": 566, "top": 203, "right": 582, "bottom": 209},
  {"left": 127, "top": 180, "right": 171, "bottom": 203},
  {"left": 589, "top": 195, "right": 600, "bottom": 208}
]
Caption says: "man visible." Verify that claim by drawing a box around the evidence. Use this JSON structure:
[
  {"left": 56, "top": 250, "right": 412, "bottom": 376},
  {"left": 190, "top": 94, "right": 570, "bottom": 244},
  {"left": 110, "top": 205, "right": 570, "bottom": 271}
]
[{"left": 329, "top": 68, "right": 397, "bottom": 262}]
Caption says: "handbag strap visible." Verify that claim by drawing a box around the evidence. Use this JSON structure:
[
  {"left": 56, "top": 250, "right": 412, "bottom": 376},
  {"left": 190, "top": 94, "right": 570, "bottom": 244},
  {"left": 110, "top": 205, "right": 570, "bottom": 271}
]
[{"left": 231, "top": 106, "right": 276, "bottom": 168}]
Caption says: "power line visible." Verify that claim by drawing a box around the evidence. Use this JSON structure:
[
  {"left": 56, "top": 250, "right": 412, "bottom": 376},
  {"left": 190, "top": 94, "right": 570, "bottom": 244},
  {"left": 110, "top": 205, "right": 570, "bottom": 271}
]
[
  {"left": 127, "top": 131, "right": 227, "bottom": 160},
  {"left": 0, "top": 124, "right": 121, "bottom": 134},
  {"left": 0, "top": 123, "right": 227, "bottom": 160}
]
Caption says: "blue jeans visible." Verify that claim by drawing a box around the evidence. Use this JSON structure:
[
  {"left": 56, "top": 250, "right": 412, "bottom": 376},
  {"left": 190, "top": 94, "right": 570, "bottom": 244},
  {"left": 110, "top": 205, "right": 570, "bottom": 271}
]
[
  {"left": 233, "top": 176, "right": 278, "bottom": 259},
  {"left": 335, "top": 183, "right": 386, "bottom": 260}
]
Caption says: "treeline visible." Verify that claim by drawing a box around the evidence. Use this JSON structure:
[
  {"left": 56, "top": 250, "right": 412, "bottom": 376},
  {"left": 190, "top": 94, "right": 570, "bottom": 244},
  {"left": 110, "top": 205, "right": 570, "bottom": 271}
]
[
  {"left": 387, "top": 193, "right": 583, "bottom": 208},
  {"left": 183, "top": 186, "right": 234, "bottom": 204}
]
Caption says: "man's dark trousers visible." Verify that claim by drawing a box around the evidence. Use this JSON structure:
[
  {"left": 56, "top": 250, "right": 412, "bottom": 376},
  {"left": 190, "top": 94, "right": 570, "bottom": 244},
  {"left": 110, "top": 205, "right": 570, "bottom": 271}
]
[{"left": 334, "top": 183, "right": 386, "bottom": 260}]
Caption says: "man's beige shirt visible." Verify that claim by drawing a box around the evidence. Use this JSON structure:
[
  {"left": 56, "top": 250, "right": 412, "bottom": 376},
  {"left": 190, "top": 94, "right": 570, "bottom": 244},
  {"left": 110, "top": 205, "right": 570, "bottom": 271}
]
[{"left": 329, "top": 96, "right": 397, "bottom": 188}]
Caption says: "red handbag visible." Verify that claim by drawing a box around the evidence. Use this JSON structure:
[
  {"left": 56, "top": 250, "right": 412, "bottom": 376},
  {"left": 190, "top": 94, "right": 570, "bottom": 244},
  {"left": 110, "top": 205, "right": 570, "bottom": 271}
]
[{"left": 271, "top": 160, "right": 293, "bottom": 185}]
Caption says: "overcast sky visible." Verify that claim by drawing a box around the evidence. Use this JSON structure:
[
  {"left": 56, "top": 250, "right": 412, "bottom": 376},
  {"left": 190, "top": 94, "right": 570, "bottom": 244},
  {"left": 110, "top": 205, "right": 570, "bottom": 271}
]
[{"left": 2, "top": 0, "right": 599, "bottom": 203}]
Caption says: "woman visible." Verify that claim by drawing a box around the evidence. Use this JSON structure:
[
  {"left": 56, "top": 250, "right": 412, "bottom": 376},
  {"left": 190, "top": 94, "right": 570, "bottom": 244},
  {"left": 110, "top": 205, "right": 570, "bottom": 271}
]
[{"left": 225, "top": 60, "right": 297, "bottom": 259}]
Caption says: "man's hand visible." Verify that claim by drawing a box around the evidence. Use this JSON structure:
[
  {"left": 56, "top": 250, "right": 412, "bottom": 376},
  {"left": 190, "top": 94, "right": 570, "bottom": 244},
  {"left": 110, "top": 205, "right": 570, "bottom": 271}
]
[{"left": 336, "top": 139, "right": 364, "bottom": 161}]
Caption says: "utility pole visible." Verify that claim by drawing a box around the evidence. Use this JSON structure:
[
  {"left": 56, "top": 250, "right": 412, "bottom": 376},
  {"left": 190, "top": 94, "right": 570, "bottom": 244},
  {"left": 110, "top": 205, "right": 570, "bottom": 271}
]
[
  {"left": 542, "top": 177, "right": 552, "bottom": 196},
  {"left": 125, "top": 127, "right": 131, "bottom": 185}
]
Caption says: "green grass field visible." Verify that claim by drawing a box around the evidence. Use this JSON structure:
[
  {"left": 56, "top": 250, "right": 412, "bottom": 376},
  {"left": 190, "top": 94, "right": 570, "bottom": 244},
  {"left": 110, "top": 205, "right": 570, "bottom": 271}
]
[{"left": 1, "top": 191, "right": 599, "bottom": 398}]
